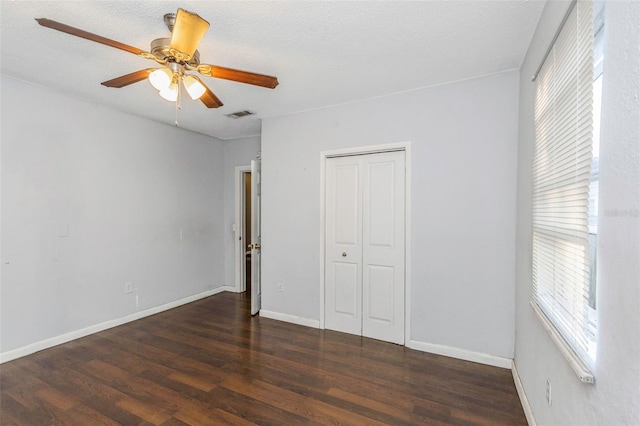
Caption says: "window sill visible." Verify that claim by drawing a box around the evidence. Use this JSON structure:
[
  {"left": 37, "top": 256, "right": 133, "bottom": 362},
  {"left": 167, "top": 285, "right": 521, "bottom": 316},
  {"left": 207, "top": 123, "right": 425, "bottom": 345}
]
[{"left": 530, "top": 301, "right": 595, "bottom": 384}]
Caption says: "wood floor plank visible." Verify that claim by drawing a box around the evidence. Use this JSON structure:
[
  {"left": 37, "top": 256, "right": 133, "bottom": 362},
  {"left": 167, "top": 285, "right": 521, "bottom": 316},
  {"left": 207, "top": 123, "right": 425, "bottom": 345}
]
[
  {"left": 0, "top": 362, "right": 27, "bottom": 390},
  {"left": 160, "top": 417, "right": 192, "bottom": 426},
  {"left": 34, "top": 386, "right": 81, "bottom": 411},
  {"left": 173, "top": 404, "right": 257, "bottom": 426},
  {"left": 81, "top": 396, "right": 148, "bottom": 425},
  {"left": 326, "top": 387, "right": 422, "bottom": 424},
  {"left": 0, "top": 393, "right": 58, "bottom": 425},
  {"left": 221, "top": 374, "right": 390, "bottom": 425},
  {"left": 116, "top": 397, "right": 173, "bottom": 425},
  {"left": 167, "top": 371, "right": 218, "bottom": 392},
  {"left": 62, "top": 403, "right": 122, "bottom": 426},
  {"left": 0, "top": 291, "right": 527, "bottom": 425}
]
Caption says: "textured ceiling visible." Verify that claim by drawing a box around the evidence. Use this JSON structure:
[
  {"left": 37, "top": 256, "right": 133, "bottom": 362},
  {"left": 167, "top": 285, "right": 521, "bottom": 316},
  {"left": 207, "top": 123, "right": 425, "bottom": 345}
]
[{"left": 1, "top": 1, "right": 544, "bottom": 140}]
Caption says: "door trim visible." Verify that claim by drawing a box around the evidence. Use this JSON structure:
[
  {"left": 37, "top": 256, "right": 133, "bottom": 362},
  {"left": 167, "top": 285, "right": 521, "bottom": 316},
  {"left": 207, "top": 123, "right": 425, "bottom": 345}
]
[
  {"left": 319, "top": 142, "right": 412, "bottom": 343},
  {"left": 234, "top": 165, "right": 251, "bottom": 293}
]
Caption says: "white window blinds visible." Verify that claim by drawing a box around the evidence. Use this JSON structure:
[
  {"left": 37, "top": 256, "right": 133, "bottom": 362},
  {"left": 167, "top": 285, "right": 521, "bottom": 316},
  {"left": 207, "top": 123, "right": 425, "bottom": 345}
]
[{"left": 532, "top": 0, "right": 595, "bottom": 378}]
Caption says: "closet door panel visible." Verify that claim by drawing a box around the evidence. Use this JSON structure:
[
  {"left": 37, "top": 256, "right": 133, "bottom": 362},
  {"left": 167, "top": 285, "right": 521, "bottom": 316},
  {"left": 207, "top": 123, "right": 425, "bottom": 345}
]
[
  {"left": 325, "top": 157, "right": 363, "bottom": 336},
  {"left": 362, "top": 151, "right": 405, "bottom": 344}
]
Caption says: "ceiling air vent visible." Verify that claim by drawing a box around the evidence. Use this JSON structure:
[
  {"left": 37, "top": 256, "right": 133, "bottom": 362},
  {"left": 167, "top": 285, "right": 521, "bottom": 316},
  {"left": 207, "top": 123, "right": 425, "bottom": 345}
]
[{"left": 225, "top": 110, "right": 254, "bottom": 119}]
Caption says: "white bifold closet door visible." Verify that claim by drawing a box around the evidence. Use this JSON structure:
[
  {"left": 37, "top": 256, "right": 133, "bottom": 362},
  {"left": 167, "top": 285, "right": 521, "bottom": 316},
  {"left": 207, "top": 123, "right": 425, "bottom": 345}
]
[{"left": 325, "top": 150, "right": 405, "bottom": 344}]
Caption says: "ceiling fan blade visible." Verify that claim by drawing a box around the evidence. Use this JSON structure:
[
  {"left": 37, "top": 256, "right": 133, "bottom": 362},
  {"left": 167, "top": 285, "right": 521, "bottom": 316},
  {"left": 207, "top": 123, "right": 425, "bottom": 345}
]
[
  {"left": 195, "top": 77, "right": 223, "bottom": 108},
  {"left": 36, "top": 18, "right": 146, "bottom": 55},
  {"left": 197, "top": 64, "right": 279, "bottom": 89},
  {"left": 169, "top": 9, "right": 210, "bottom": 58},
  {"left": 101, "top": 69, "right": 155, "bottom": 88}
]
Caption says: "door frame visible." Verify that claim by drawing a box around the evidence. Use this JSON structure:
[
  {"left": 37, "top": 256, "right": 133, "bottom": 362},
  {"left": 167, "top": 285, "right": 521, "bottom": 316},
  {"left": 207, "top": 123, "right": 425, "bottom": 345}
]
[
  {"left": 234, "top": 165, "right": 252, "bottom": 293},
  {"left": 319, "top": 142, "right": 412, "bottom": 343}
]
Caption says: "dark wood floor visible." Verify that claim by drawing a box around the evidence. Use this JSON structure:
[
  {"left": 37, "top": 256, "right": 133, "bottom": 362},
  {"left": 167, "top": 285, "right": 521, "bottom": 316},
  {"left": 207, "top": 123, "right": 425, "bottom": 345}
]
[{"left": 0, "top": 291, "right": 527, "bottom": 425}]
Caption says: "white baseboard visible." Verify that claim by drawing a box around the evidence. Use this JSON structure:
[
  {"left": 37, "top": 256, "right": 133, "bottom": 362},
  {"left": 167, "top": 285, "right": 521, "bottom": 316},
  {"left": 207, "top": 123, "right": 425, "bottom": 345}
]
[
  {"left": 406, "top": 339, "right": 512, "bottom": 369},
  {"left": 259, "top": 309, "right": 320, "bottom": 329},
  {"left": 512, "top": 360, "right": 536, "bottom": 426},
  {"left": 0, "top": 286, "right": 229, "bottom": 364}
]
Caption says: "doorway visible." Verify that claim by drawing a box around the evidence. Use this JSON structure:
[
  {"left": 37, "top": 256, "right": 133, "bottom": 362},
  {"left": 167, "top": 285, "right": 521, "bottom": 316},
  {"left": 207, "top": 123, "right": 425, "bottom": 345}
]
[
  {"left": 235, "top": 165, "right": 252, "bottom": 294},
  {"left": 234, "top": 161, "right": 262, "bottom": 316}
]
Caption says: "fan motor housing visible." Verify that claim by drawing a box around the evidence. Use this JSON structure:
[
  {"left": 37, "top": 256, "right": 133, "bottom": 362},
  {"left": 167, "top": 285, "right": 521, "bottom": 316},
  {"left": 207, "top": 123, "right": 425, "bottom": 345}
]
[{"left": 150, "top": 37, "right": 200, "bottom": 66}]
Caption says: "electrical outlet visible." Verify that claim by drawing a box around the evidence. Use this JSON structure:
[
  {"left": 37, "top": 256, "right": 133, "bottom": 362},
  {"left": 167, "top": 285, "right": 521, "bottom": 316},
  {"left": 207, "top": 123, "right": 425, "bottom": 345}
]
[
  {"left": 125, "top": 282, "right": 133, "bottom": 293},
  {"left": 546, "top": 378, "right": 552, "bottom": 406},
  {"left": 277, "top": 281, "right": 284, "bottom": 292}
]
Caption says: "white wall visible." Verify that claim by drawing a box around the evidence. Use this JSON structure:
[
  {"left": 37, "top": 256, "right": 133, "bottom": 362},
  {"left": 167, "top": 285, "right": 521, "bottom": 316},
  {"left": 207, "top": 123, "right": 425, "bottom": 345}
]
[
  {"left": 514, "top": 1, "right": 640, "bottom": 424},
  {"left": 1, "top": 76, "right": 226, "bottom": 354},
  {"left": 222, "top": 136, "right": 260, "bottom": 288},
  {"left": 261, "top": 70, "right": 519, "bottom": 360}
]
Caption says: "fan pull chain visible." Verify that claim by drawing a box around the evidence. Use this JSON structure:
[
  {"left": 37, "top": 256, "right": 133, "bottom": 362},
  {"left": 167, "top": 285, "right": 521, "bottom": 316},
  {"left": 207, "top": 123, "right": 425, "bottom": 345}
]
[{"left": 174, "top": 80, "right": 182, "bottom": 127}]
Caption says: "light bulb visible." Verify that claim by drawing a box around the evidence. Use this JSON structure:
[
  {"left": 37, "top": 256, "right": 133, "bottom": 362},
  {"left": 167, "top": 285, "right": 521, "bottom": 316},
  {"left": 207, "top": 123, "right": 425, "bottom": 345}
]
[
  {"left": 159, "top": 81, "right": 179, "bottom": 102},
  {"left": 183, "top": 75, "right": 207, "bottom": 100},
  {"left": 149, "top": 68, "right": 173, "bottom": 91}
]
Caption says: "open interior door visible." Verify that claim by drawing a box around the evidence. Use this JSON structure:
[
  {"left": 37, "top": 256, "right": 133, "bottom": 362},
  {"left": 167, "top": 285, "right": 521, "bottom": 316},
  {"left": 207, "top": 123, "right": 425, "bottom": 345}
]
[{"left": 250, "top": 159, "right": 261, "bottom": 315}]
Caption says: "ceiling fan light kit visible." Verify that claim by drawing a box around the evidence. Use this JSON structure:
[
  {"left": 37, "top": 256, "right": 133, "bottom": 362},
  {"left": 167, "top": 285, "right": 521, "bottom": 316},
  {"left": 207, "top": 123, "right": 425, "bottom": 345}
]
[
  {"left": 148, "top": 61, "right": 206, "bottom": 102},
  {"left": 159, "top": 81, "right": 179, "bottom": 102},
  {"left": 183, "top": 75, "right": 207, "bottom": 100},
  {"left": 35, "top": 8, "right": 279, "bottom": 111},
  {"left": 149, "top": 68, "right": 173, "bottom": 91}
]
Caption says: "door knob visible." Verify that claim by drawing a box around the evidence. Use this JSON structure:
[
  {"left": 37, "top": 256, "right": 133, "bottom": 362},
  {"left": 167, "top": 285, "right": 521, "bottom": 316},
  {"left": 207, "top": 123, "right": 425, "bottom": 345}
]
[{"left": 342, "top": 252, "right": 347, "bottom": 257}]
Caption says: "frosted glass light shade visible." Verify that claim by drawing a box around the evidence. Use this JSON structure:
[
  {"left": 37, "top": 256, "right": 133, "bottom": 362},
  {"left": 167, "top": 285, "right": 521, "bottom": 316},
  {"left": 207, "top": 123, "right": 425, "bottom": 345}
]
[
  {"left": 183, "top": 75, "right": 206, "bottom": 100},
  {"left": 149, "top": 68, "right": 173, "bottom": 91},
  {"left": 159, "top": 82, "right": 179, "bottom": 102}
]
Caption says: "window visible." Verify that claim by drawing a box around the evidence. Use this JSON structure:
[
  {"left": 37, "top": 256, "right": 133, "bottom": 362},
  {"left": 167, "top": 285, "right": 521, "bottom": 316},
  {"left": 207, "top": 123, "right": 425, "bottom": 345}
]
[
  {"left": 586, "top": 1, "right": 604, "bottom": 364},
  {"left": 531, "top": 0, "right": 602, "bottom": 383}
]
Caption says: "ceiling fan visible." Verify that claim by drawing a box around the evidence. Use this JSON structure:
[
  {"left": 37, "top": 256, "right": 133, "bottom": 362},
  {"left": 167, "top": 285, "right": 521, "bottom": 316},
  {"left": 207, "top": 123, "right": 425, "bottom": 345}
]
[{"left": 36, "top": 9, "right": 279, "bottom": 109}]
